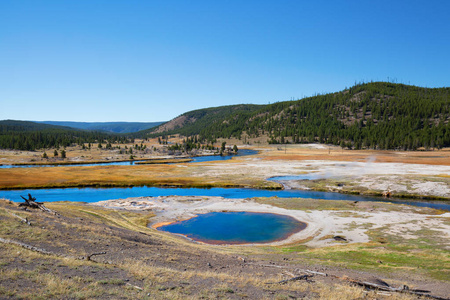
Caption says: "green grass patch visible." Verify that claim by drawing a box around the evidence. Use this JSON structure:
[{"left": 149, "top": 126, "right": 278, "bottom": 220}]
[
  {"left": 297, "top": 244, "right": 449, "bottom": 281},
  {"left": 281, "top": 244, "right": 309, "bottom": 253}
]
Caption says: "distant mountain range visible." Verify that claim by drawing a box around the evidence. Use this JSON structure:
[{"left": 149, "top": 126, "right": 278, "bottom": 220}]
[{"left": 36, "top": 121, "right": 164, "bottom": 133}]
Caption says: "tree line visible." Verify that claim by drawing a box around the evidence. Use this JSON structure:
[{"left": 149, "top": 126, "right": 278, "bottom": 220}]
[{"left": 0, "top": 120, "right": 132, "bottom": 151}]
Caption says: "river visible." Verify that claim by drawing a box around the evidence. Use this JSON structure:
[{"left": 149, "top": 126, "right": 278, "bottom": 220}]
[
  {"left": 1, "top": 185, "right": 448, "bottom": 211},
  {"left": 0, "top": 149, "right": 258, "bottom": 168}
]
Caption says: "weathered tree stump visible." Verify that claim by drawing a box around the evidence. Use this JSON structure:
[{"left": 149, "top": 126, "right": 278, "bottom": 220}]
[{"left": 19, "top": 194, "right": 55, "bottom": 214}]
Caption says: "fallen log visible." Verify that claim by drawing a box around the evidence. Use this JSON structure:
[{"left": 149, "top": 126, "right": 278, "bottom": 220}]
[
  {"left": 9, "top": 212, "right": 31, "bottom": 226},
  {"left": 246, "top": 263, "right": 291, "bottom": 269},
  {"left": 245, "top": 262, "right": 446, "bottom": 299},
  {"left": 0, "top": 238, "right": 107, "bottom": 264},
  {"left": 0, "top": 237, "right": 57, "bottom": 256},
  {"left": 345, "top": 278, "right": 446, "bottom": 299},
  {"left": 304, "top": 269, "right": 328, "bottom": 277},
  {"left": 266, "top": 274, "right": 313, "bottom": 285}
]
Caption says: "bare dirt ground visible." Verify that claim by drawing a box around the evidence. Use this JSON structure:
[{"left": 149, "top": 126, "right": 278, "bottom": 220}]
[{"left": 1, "top": 199, "right": 449, "bottom": 299}]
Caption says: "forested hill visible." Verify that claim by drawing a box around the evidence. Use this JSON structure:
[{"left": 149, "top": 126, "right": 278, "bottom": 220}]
[
  {"left": 144, "top": 82, "right": 450, "bottom": 150},
  {"left": 142, "top": 104, "right": 264, "bottom": 137},
  {"left": 37, "top": 121, "right": 164, "bottom": 133},
  {"left": 0, "top": 120, "right": 130, "bottom": 150}
]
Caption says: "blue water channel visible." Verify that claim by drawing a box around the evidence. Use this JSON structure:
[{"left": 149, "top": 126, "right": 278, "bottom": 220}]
[
  {"left": 0, "top": 149, "right": 258, "bottom": 168},
  {"left": 1, "top": 185, "right": 448, "bottom": 211},
  {"left": 158, "top": 211, "right": 306, "bottom": 244}
]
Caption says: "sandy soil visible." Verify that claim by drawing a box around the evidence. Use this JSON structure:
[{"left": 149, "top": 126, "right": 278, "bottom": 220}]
[{"left": 92, "top": 196, "right": 450, "bottom": 249}]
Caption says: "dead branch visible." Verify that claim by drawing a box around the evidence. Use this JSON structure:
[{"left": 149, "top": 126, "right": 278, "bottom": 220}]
[
  {"left": 304, "top": 269, "right": 328, "bottom": 277},
  {"left": 266, "top": 274, "right": 313, "bottom": 285},
  {"left": 344, "top": 278, "right": 445, "bottom": 299},
  {"left": 246, "top": 263, "right": 290, "bottom": 269},
  {"left": 85, "top": 251, "right": 107, "bottom": 261},
  {"left": 9, "top": 212, "right": 31, "bottom": 226},
  {"left": 126, "top": 283, "right": 143, "bottom": 291},
  {"left": 0, "top": 238, "right": 107, "bottom": 264},
  {"left": 0, "top": 237, "right": 61, "bottom": 257},
  {"left": 246, "top": 262, "right": 445, "bottom": 299}
]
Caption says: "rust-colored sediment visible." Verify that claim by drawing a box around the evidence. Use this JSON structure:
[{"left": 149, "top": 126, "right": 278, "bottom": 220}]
[{"left": 151, "top": 221, "right": 175, "bottom": 229}]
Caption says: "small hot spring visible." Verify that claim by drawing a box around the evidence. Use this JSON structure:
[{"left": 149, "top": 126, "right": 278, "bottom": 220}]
[
  {"left": 268, "top": 173, "right": 323, "bottom": 181},
  {"left": 157, "top": 211, "right": 306, "bottom": 245}
]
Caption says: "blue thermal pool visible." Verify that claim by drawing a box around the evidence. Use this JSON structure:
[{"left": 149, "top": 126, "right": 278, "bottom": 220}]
[{"left": 156, "top": 211, "right": 306, "bottom": 245}]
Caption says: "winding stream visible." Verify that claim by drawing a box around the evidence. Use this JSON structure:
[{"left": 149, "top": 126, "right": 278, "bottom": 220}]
[{"left": 1, "top": 185, "right": 448, "bottom": 211}]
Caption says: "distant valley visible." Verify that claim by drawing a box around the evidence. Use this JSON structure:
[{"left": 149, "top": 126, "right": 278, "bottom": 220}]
[{"left": 36, "top": 121, "right": 164, "bottom": 133}]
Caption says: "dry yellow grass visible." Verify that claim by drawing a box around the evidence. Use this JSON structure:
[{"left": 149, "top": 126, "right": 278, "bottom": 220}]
[
  {"left": 260, "top": 145, "right": 450, "bottom": 166},
  {"left": 0, "top": 164, "right": 205, "bottom": 189}
]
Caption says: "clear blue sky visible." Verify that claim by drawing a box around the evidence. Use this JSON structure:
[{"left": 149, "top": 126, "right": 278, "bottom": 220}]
[{"left": 1, "top": 1, "right": 449, "bottom": 122}]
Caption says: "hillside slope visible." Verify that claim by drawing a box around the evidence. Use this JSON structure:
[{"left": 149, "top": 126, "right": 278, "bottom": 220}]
[
  {"left": 144, "top": 104, "right": 264, "bottom": 137},
  {"left": 144, "top": 82, "right": 450, "bottom": 150}
]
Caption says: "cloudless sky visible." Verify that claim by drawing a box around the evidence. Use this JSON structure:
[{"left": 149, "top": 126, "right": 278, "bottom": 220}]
[{"left": 1, "top": 0, "right": 449, "bottom": 122}]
